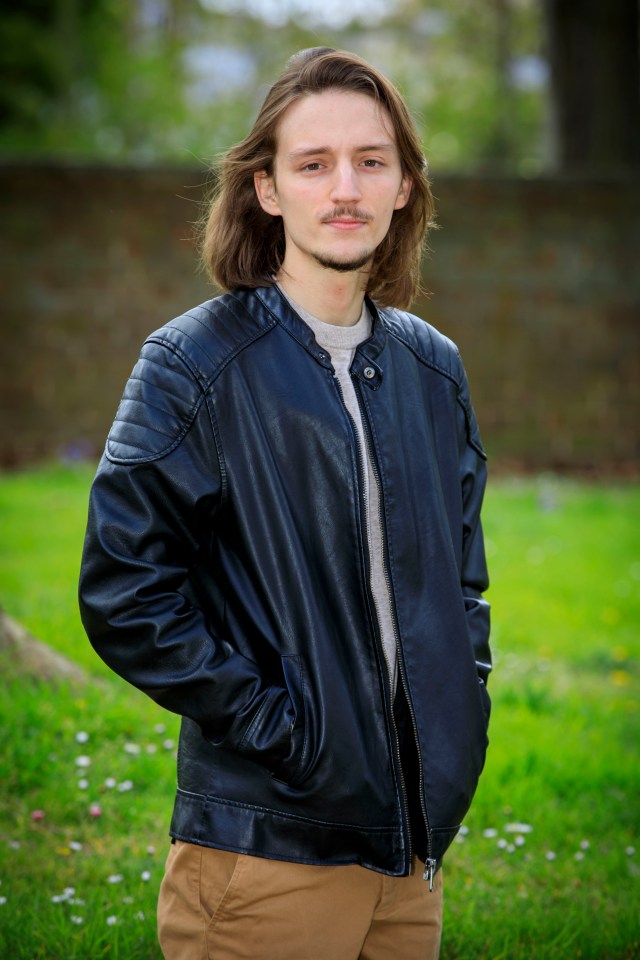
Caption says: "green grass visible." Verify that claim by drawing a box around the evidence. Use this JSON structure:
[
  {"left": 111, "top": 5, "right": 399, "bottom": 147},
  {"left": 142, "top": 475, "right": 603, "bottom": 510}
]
[
  {"left": 0, "top": 463, "right": 101, "bottom": 674},
  {"left": 1, "top": 464, "right": 639, "bottom": 959}
]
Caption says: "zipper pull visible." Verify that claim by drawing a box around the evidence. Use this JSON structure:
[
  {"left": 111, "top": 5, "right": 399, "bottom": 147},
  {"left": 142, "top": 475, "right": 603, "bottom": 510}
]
[{"left": 423, "top": 858, "right": 437, "bottom": 891}]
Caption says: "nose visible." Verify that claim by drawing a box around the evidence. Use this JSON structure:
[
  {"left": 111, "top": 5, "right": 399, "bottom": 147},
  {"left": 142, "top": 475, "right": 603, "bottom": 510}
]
[{"left": 329, "top": 162, "right": 363, "bottom": 204}]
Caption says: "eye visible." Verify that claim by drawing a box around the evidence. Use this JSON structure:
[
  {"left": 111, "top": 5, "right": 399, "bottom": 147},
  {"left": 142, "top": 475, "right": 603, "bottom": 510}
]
[
  {"left": 302, "top": 161, "right": 324, "bottom": 172},
  {"left": 361, "top": 158, "right": 385, "bottom": 168}
]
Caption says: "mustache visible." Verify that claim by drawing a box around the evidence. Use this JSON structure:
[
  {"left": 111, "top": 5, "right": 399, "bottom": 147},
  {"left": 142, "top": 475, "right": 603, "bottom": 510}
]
[{"left": 320, "top": 206, "right": 373, "bottom": 223}]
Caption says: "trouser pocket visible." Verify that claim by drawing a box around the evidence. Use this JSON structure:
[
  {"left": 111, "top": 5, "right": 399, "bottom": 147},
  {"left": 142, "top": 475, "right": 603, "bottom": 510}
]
[
  {"left": 199, "top": 845, "right": 246, "bottom": 926},
  {"left": 157, "top": 841, "right": 246, "bottom": 960}
]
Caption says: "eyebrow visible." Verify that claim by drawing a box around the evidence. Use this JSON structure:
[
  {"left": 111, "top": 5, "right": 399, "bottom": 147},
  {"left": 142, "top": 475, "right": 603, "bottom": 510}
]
[{"left": 287, "top": 142, "right": 396, "bottom": 160}]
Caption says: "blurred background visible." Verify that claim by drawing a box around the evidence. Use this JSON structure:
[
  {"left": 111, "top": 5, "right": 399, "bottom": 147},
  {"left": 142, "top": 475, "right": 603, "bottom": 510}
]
[{"left": 1, "top": 0, "right": 639, "bottom": 473}]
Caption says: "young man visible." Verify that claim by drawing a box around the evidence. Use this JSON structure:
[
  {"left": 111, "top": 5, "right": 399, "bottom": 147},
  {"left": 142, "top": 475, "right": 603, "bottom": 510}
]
[{"left": 79, "top": 48, "right": 491, "bottom": 960}]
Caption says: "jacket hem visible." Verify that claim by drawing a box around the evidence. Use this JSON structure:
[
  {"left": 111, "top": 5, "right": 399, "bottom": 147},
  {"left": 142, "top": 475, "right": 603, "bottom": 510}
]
[{"left": 169, "top": 788, "right": 409, "bottom": 877}]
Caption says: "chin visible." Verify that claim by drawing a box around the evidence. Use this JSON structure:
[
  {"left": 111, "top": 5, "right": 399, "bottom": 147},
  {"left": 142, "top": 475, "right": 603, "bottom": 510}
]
[{"left": 312, "top": 250, "right": 373, "bottom": 273}]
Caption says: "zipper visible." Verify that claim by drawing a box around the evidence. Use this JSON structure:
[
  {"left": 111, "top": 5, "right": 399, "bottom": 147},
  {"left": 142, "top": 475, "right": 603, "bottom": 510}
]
[
  {"left": 351, "top": 375, "right": 437, "bottom": 889},
  {"left": 330, "top": 372, "right": 414, "bottom": 877},
  {"left": 423, "top": 857, "right": 437, "bottom": 891}
]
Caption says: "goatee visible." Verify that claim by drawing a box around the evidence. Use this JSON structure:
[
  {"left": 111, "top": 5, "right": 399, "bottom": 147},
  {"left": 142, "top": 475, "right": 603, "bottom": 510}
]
[{"left": 312, "top": 251, "right": 373, "bottom": 273}]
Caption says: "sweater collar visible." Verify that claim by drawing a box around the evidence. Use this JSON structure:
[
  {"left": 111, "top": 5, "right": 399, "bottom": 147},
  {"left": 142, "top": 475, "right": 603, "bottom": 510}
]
[{"left": 254, "top": 284, "right": 388, "bottom": 371}]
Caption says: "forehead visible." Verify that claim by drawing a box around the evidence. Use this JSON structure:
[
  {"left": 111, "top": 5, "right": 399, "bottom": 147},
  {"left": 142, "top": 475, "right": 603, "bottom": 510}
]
[{"left": 274, "top": 88, "right": 398, "bottom": 153}]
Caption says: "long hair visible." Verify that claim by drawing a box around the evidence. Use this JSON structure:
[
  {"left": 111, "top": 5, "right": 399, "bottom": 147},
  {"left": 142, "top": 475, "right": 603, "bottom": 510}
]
[{"left": 201, "top": 47, "right": 435, "bottom": 309}]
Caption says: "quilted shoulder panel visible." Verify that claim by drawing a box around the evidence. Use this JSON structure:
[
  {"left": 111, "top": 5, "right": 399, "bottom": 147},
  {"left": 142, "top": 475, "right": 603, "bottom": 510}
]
[
  {"left": 382, "top": 307, "right": 486, "bottom": 459},
  {"left": 381, "top": 307, "right": 458, "bottom": 382},
  {"left": 106, "top": 340, "right": 203, "bottom": 464}
]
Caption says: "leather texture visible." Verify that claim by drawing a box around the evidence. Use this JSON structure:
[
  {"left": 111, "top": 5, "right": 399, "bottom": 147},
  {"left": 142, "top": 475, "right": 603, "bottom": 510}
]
[{"left": 79, "top": 285, "right": 491, "bottom": 876}]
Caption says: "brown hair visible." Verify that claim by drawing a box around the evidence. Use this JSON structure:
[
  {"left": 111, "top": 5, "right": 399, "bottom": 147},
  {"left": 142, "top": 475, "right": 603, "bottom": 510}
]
[{"left": 201, "top": 47, "right": 435, "bottom": 309}]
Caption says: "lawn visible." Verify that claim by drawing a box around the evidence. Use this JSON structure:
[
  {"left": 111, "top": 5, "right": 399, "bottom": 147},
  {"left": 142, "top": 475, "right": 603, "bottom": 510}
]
[{"left": 0, "top": 463, "right": 638, "bottom": 959}]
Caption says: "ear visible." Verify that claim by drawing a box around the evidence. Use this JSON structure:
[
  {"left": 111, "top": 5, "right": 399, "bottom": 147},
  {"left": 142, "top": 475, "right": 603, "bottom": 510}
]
[
  {"left": 254, "top": 171, "right": 281, "bottom": 216},
  {"left": 394, "top": 174, "right": 412, "bottom": 211}
]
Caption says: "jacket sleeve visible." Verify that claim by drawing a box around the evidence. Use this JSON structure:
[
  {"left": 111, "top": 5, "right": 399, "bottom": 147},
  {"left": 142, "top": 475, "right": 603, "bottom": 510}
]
[
  {"left": 454, "top": 350, "right": 492, "bottom": 688},
  {"left": 78, "top": 338, "right": 298, "bottom": 775}
]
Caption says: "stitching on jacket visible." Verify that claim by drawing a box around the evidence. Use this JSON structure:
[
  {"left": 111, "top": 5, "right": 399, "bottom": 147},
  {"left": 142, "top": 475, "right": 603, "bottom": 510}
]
[
  {"left": 359, "top": 386, "right": 395, "bottom": 578},
  {"left": 254, "top": 288, "right": 320, "bottom": 357},
  {"left": 106, "top": 392, "right": 206, "bottom": 464},
  {"left": 357, "top": 385, "right": 404, "bottom": 674},
  {"left": 171, "top": 297, "right": 273, "bottom": 374},
  {"left": 155, "top": 306, "right": 225, "bottom": 374},
  {"left": 205, "top": 393, "right": 228, "bottom": 508},
  {"left": 104, "top": 436, "right": 157, "bottom": 455},
  {"left": 169, "top": 833, "right": 401, "bottom": 869},
  {"left": 175, "top": 789, "right": 399, "bottom": 833},
  {"left": 202, "top": 323, "right": 277, "bottom": 390},
  {"left": 348, "top": 383, "right": 406, "bottom": 817},
  {"left": 110, "top": 413, "right": 177, "bottom": 442},
  {"left": 383, "top": 324, "right": 459, "bottom": 387},
  {"left": 148, "top": 304, "right": 277, "bottom": 392},
  {"left": 116, "top": 393, "right": 189, "bottom": 424},
  {"left": 122, "top": 359, "right": 196, "bottom": 404},
  {"left": 132, "top": 351, "right": 196, "bottom": 385},
  {"left": 108, "top": 299, "right": 276, "bottom": 465},
  {"left": 382, "top": 316, "right": 486, "bottom": 459},
  {"left": 148, "top": 325, "right": 275, "bottom": 391}
]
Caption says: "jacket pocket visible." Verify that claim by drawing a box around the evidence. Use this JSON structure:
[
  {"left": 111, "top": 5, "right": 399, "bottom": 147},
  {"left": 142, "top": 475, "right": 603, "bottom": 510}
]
[
  {"left": 467, "top": 677, "right": 491, "bottom": 794},
  {"left": 477, "top": 676, "right": 491, "bottom": 727},
  {"left": 271, "top": 654, "right": 309, "bottom": 787}
]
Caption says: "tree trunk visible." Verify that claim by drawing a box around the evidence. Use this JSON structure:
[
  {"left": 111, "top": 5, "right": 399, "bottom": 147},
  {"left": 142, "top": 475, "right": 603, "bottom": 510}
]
[
  {"left": 0, "top": 609, "right": 87, "bottom": 683},
  {"left": 544, "top": 0, "right": 640, "bottom": 172}
]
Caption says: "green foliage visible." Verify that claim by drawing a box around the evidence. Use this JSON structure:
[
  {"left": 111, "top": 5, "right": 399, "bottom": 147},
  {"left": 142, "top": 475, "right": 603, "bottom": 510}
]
[
  {"left": 0, "top": 0, "right": 548, "bottom": 171},
  {"left": 387, "top": 0, "right": 547, "bottom": 172},
  {"left": 0, "top": 0, "right": 191, "bottom": 163},
  {"left": 0, "top": 466, "right": 638, "bottom": 957}
]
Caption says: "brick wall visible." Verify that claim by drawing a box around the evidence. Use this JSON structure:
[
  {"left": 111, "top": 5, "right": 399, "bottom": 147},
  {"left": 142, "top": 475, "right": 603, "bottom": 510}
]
[{"left": 1, "top": 164, "right": 638, "bottom": 472}]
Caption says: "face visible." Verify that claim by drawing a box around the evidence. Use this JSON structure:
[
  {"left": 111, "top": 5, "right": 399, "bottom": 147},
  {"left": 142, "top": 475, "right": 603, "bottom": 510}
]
[{"left": 254, "top": 89, "right": 412, "bottom": 279}]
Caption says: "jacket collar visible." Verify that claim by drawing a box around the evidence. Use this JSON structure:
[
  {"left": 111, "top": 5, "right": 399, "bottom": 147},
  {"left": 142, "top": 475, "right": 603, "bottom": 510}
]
[{"left": 254, "top": 284, "right": 388, "bottom": 381}]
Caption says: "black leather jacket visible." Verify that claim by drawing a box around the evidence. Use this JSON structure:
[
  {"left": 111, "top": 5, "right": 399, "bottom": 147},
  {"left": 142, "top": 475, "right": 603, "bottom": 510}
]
[{"left": 79, "top": 285, "right": 491, "bottom": 877}]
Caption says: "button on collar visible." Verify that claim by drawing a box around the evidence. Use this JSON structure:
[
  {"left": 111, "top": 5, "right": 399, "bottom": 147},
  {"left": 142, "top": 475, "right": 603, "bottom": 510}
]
[{"left": 355, "top": 358, "right": 382, "bottom": 389}]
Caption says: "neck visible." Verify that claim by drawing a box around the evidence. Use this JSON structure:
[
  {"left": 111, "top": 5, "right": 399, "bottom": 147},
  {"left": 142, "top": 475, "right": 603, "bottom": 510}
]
[{"left": 275, "top": 264, "right": 368, "bottom": 327}]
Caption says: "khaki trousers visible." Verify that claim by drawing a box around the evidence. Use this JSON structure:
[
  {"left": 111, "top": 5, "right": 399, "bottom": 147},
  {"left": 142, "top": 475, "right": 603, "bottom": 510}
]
[{"left": 158, "top": 841, "right": 442, "bottom": 960}]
